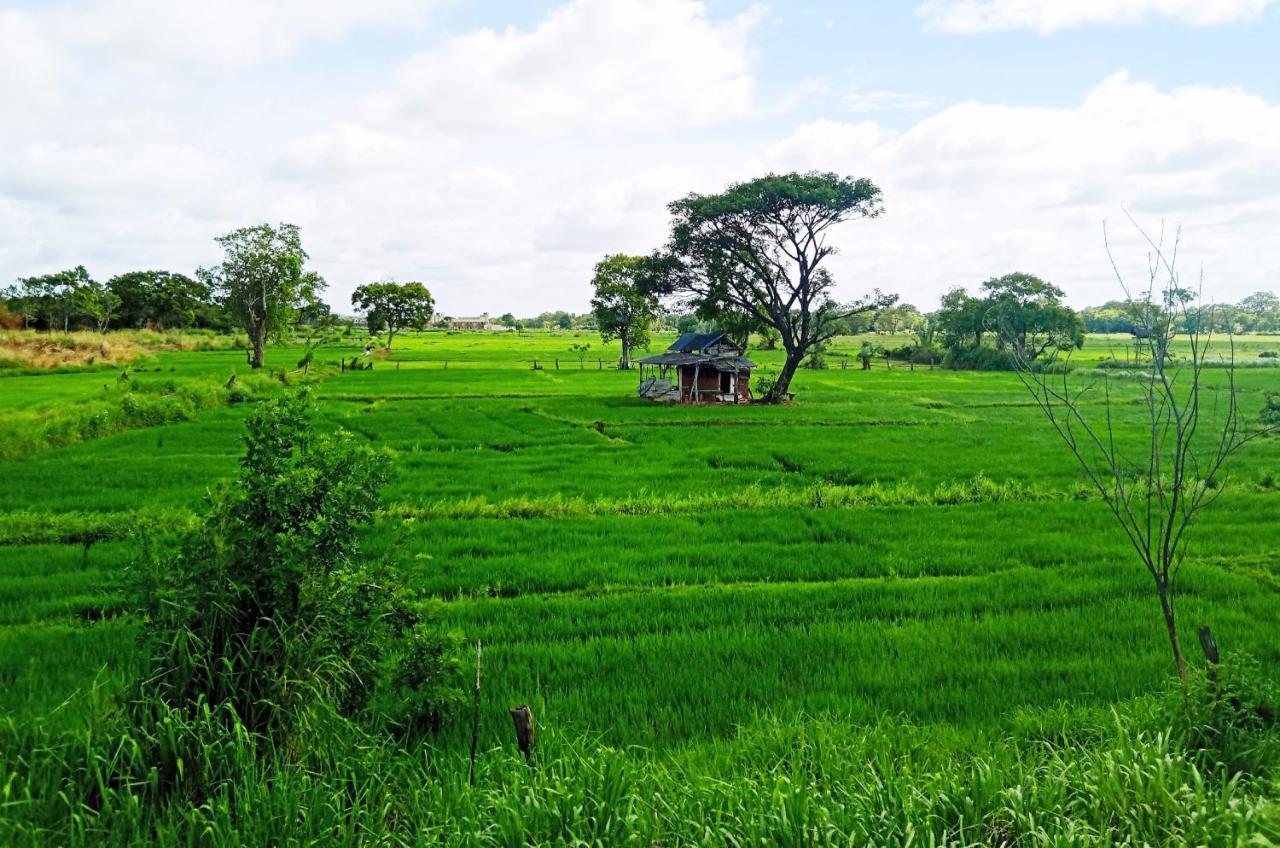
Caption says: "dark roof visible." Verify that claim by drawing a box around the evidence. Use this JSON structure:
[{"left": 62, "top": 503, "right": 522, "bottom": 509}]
[
  {"left": 669, "top": 331, "right": 727, "bottom": 353},
  {"left": 636, "top": 352, "right": 755, "bottom": 371}
]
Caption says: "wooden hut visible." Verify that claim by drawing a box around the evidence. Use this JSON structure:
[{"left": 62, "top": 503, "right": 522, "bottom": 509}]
[{"left": 636, "top": 332, "right": 754, "bottom": 403}]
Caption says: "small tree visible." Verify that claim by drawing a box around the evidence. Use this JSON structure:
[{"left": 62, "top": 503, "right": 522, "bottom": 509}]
[
  {"left": 16, "top": 266, "right": 92, "bottom": 332},
  {"left": 351, "top": 281, "right": 435, "bottom": 350},
  {"left": 71, "top": 282, "right": 122, "bottom": 332},
  {"left": 568, "top": 342, "right": 591, "bottom": 368},
  {"left": 589, "top": 254, "right": 659, "bottom": 369},
  {"left": 200, "top": 223, "right": 319, "bottom": 368},
  {"left": 1012, "top": 219, "right": 1274, "bottom": 680},
  {"left": 649, "top": 172, "right": 895, "bottom": 402}
]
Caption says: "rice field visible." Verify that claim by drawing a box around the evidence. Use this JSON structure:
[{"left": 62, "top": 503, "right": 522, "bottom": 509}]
[{"left": 2, "top": 329, "right": 1279, "bottom": 844}]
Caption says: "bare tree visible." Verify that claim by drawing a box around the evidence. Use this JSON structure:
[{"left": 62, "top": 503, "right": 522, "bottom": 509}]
[{"left": 1010, "top": 216, "right": 1273, "bottom": 680}]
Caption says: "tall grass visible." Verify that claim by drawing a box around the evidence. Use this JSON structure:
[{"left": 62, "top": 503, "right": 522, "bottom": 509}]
[
  {"left": 0, "top": 329, "right": 248, "bottom": 370},
  {"left": 1, "top": 680, "right": 1275, "bottom": 846}
]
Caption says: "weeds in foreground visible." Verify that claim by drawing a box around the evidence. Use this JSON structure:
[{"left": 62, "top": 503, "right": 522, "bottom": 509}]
[{"left": 0, "top": 664, "right": 1275, "bottom": 846}]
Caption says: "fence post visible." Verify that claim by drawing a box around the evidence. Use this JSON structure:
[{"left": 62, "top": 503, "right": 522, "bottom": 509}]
[
  {"left": 598, "top": 358, "right": 602, "bottom": 370},
  {"left": 555, "top": 357, "right": 559, "bottom": 370},
  {"left": 510, "top": 705, "right": 536, "bottom": 762}
]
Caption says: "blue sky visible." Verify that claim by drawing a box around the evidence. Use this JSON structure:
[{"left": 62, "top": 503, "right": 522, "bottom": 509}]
[{"left": 2, "top": 0, "right": 1278, "bottom": 313}]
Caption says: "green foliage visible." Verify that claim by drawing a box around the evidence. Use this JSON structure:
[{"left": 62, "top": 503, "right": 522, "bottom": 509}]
[
  {"left": 2, "top": 697, "right": 1277, "bottom": 846},
  {"left": 654, "top": 171, "right": 895, "bottom": 400},
  {"left": 351, "top": 281, "right": 435, "bottom": 349},
  {"left": 68, "top": 282, "right": 121, "bottom": 333},
  {"left": 14, "top": 265, "right": 95, "bottom": 332},
  {"left": 935, "top": 275, "right": 1085, "bottom": 369},
  {"left": 133, "top": 393, "right": 458, "bottom": 748},
  {"left": 588, "top": 254, "right": 659, "bottom": 368},
  {"left": 199, "top": 223, "right": 319, "bottom": 367},
  {"left": 108, "top": 270, "right": 213, "bottom": 330},
  {"left": 1262, "top": 390, "right": 1280, "bottom": 427},
  {"left": 1165, "top": 656, "right": 1280, "bottom": 777},
  {"left": 2, "top": 332, "right": 1279, "bottom": 845}
]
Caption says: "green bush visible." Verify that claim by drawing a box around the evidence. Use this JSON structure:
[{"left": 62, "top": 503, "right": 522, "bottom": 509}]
[
  {"left": 1262, "top": 390, "right": 1280, "bottom": 427},
  {"left": 131, "top": 392, "right": 459, "bottom": 758},
  {"left": 1165, "top": 655, "right": 1279, "bottom": 776},
  {"left": 943, "top": 345, "right": 1017, "bottom": 371}
]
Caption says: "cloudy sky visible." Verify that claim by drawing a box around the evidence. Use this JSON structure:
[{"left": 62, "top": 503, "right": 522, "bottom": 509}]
[{"left": 3, "top": 0, "right": 1279, "bottom": 315}]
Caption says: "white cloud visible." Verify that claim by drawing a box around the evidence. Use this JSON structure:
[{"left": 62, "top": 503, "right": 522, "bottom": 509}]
[
  {"left": 765, "top": 71, "right": 1280, "bottom": 307},
  {"left": 362, "top": 0, "right": 761, "bottom": 134},
  {"left": 917, "top": 0, "right": 1278, "bottom": 33},
  {"left": 40, "top": 0, "right": 435, "bottom": 67},
  {"left": 845, "top": 90, "right": 936, "bottom": 113},
  {"left": 3, "top": 0, "right": 1278, "bottom": 318}
]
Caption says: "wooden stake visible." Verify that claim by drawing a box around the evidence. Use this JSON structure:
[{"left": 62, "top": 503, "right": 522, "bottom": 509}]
[
  {"left": 1198, "top": 626, "right": 1220, "bottom": 665},
  {"left": 509, "top": 704, "right": 536, "bottom": 762},
  {"left": 468, "top": 640, "right": 482, "bottom": 786}
]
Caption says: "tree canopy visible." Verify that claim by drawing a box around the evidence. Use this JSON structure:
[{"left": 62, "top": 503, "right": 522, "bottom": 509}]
[
  {"left": 589, "top": 254, "right": 660, "bottom": 369},
  {"left": 199, "top": 223, "right": 319, "bottom": 368},
  {"left": 351, "top": 281, "right": 435, "bottom": 349},
  {"left": 646, "top": 171, "right": 894, "bottom": 401}
]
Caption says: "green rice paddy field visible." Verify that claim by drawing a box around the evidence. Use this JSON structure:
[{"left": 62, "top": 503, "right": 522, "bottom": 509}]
[{"left": 2, "top": 330, "right": 1279, "bottom": 844}]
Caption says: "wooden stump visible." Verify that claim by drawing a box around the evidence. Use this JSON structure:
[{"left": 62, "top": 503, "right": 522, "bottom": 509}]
[{"left": 509, "top": 705, "right": 536, "bottom": 762}]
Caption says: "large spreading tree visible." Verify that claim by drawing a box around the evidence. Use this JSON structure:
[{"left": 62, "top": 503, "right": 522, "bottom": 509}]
[
  {"left": 199, "top": 223, "right": 319, "bottom": 368},
  {"left": 647, "top": 172, "right": 895, "bottom": 402},
  {"left": 982, "top": 273, "right": 1085, "bottom": 360},
  {"left": 589, "top": 254, "right": 660, "bottom": 369},
  {"left": 351, "top": 281, "right": 435, "bottom": 350}
]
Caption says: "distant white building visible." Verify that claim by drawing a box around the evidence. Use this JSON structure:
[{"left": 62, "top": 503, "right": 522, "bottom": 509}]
[{"left": 449, "top": 313, "right": 490, "bottom": 331}]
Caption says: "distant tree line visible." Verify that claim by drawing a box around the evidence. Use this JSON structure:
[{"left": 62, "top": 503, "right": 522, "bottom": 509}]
[
  {"left": 1, "top": 258, "right": 336, "bottom": 337},
  {"left": 1082, "top": 290, "right": 1280, "bottom": 335}
]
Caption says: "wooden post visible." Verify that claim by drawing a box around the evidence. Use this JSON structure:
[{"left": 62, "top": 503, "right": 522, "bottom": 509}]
[
  {"left": 445, "top": 360, "right": 449, "bottom": 370},
  {"left": 468, "top": 641, "right": 482, "bottom": 786},
  {"left": 509, "top": 705, "right": 535, "bottom": 762},
  {"left": 555, "top": 357, "right": 559, "bottom": 370},
  {"left": 598, "top": 358, "right": 602, "bottom": 370},
  {"left": 1198, "top": 626, "right": 1220, "bottom": 665}
]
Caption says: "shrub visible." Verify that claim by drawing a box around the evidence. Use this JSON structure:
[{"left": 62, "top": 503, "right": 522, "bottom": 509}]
[
  {"left": 753, "top": 368, "right": 779, "bottom": 398},
  {"left": 131, "top": 392, "right": 460, "bottom": 762},
  {"left": 1163, "top": 655, "right": 1279, "bottom": 776},
  {"left": 943, "top": 345, "right": 1017, "bottom": 371},
  {"left": 1262, "top": 390, "right": 1280, "bottom": 428}
]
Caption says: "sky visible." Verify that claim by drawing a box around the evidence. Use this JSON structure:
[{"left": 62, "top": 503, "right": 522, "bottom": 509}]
[{"left": 2, "top": 0, "right": 1279, "bottom": 316}]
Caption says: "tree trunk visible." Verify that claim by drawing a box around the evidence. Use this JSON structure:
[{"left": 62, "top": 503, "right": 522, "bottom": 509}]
[
  {"left": 620, "top": 338, "right": 630, "bottom": 370},
  {"left": 250, "top": 324, "right": 267, "bottom": 369},
  {"left": 765, "top": 348, "right": 803, "bottom": 403},
  {"left": 1157, "top": 582, "right": 1187, "bottom": 681},
  {"left": 386, "top": 327, "right": 396, "bottom": 351}
]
